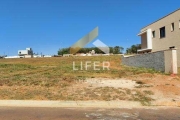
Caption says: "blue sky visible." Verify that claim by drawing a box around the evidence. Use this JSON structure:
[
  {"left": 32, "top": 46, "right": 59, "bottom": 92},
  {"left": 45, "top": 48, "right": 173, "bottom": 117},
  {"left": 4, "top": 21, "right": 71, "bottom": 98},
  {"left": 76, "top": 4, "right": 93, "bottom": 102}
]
[{"left": 0, "top": 0, "right": 180, "bottom": 55}]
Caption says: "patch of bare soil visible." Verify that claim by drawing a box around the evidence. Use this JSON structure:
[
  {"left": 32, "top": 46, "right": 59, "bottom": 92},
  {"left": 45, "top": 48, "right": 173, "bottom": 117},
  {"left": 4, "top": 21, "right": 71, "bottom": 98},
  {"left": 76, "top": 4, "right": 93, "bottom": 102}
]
[
  {"left": 125, "top": 73, "right": 180, "bottom": 106},
  {"left": 71, "top": 74, "right": 180, "bottom": 106},
  {"left": 70, "top": 78, "right": 153, "bottom": 105},
  {"left": 84, "top": 78, "right": 138, "bottom": 89}
]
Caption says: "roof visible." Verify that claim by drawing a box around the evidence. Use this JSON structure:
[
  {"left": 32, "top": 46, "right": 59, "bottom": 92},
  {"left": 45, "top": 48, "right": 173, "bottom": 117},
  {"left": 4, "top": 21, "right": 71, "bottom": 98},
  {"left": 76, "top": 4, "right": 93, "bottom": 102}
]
[
  {"left": 138, "top": 29, "right": 147, "bottom": 36},
  {"left": 141, "top": 8, "right": 180, "bottom": 29}
]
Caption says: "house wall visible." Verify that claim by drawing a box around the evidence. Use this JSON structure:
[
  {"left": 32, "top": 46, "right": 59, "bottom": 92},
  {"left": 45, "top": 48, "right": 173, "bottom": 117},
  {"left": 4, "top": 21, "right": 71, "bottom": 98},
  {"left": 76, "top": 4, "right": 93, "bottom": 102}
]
[
  {"left": 18, "top": 48, "right": 33, "bottom": 56},
  {"left": 18, "top": 50, "right": 28, "bottom": 55},
  {"left": 24, "top": 55, "right": 33, "bottom": 58},
  {"left": 140, "top": 9, "right": 180, "bottom": 66},
  {"left": 141, "top": 33, "right": 147, "bottom": 49},
  {"left": 122, "top": 49, "right": 177, "bottom": 74},
  {"left": 5, "top": 56, "right": 23, "bottom": 59}
]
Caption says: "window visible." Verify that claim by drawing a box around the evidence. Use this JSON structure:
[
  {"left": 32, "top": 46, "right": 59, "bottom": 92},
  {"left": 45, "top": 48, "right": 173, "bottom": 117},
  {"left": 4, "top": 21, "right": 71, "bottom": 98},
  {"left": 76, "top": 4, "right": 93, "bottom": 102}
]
[
  {"left": 160, "top": 27, "right": 166, "bottom": 38},
  {"left": 171, "top": 23, "right": 174, "bottom": 31},
  {"left": 152, "top": 31, "right": 155, "bottom": 38}
]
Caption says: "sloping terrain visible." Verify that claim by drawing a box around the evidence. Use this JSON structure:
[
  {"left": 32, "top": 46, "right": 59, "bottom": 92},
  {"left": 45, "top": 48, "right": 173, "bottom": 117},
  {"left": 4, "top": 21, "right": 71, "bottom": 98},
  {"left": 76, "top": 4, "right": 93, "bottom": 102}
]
[{"left": 0, "top": 56, "right": 180, "bottom": 106}]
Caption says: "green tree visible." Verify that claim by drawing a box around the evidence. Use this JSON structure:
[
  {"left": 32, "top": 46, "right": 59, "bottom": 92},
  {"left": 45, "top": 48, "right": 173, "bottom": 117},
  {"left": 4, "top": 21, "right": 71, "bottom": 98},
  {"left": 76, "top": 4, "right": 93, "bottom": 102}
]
[
  {"left": 58, "top": 48, "right": 70, "bottom": 55},
  {"left": 109, "top": 47, "right": 113, "bottom": 53},
  {"left": 113, "top": 46, "right": 124, "bottom": 54},
  {"left": 126, "top": 44, "right": 141, "bottom": 54}
]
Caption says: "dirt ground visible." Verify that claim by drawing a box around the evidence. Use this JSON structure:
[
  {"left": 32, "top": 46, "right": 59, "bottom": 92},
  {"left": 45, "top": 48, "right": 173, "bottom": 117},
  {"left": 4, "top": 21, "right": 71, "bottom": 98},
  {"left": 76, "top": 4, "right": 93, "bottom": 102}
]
[
  {"left": 0, "top": 56, "right": 180, "bottom": 106},
  {"left": 126, "top": 73, "right": 180, "bottom": 106},
  {"left": 71, "top": 73, "right": 180, "bottom": 106}
]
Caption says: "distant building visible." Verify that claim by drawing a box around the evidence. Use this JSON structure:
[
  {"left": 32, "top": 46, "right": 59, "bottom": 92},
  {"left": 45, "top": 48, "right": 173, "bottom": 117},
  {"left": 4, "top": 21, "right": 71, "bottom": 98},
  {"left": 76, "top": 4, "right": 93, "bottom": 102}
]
[
  {"left": 44, "top": 55, "right": 52, "bottom": 58},
  {"left": 18, "top": 48, "right": 33, "bottom": 58},
  {"left": 63, "top": 54, "right": 73, "bottom": 57},
  {"left": 34, "top": 55, "right": 43, "bottom": 58}
]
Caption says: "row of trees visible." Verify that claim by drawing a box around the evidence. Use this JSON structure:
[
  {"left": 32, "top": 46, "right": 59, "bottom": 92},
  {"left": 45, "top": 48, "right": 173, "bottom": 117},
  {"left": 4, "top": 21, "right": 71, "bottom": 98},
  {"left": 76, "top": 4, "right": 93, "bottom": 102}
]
[
  {"left": 58, "top": 46, "right": 124, "bottom": 55},
  {"left": 58, "top": 44, "right": 141, "bottom": 55}
]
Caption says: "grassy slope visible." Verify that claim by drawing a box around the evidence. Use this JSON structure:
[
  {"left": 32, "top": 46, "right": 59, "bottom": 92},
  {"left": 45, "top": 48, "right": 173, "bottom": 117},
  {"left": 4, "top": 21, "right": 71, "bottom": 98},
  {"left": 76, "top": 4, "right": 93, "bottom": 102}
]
[{"left": 0, "top": 56, "right": 160, "bottom": 105}]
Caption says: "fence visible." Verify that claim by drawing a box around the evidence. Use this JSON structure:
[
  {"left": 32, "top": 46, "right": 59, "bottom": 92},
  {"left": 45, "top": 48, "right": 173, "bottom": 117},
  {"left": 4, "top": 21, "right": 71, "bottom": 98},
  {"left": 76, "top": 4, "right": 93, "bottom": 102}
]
[{"left": 122, "top": 48, "right": 177, "bottom": 74}]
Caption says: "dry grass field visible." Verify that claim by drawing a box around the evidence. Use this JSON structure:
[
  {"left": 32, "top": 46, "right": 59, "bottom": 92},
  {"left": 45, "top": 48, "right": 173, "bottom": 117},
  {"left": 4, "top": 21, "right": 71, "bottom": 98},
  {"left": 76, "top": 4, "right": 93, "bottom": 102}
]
[{"left": 0, "top": 56, "right": 180, "bottom": 106}]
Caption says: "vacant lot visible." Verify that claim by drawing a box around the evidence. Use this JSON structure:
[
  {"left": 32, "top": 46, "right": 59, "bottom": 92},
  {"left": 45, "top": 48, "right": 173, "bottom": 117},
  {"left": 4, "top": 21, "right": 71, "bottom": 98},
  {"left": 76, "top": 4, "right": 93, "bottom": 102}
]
[{"left": 0, "top": 56, "right": 180, "bottom": 106}]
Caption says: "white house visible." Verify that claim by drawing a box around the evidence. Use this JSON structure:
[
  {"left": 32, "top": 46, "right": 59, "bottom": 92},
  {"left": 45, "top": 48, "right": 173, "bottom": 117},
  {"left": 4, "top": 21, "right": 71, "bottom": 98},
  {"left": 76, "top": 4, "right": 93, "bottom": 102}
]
[{"left": 18, "top": 48, "right": 33, "bottom": 58}]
